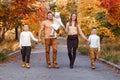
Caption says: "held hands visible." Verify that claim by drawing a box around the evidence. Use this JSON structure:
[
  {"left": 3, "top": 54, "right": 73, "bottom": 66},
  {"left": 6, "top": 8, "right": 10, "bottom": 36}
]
[
  {"left": 87, "top": 39, "right": 90, "bottom": 44},
  {"left": 98, "top": 49, "right": 100, "bottom": 53},
  {"left": 19, "top": 46, "right": 22, "bottom": 49},
  {"left": 62, "top": 26, "right": 66, "bottom": 33},
  {"left": 85, "top": 38, "right": 89, "bottom": 44}
]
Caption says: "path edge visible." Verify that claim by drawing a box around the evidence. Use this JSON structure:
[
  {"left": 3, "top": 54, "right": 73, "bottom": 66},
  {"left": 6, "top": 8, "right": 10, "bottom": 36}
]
[
  {"left": 8, "top": 50, "right": 20, "bottom": 56},
  {"left": 98, "top": 58, "right": 120, "bottom": 74}
]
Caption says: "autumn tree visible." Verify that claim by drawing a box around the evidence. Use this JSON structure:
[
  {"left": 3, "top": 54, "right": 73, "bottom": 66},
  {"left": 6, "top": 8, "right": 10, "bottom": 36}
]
[
  {"left": 0, "top": 0, "right": 33, "bottom": 42},
  {"left": 99, "top": 0, "right": 120, "bottom": 25},
  {"left": 56, "top": 0, "right": 78, "bottom": 24},
  {"left": 99, "top": 0, "right": 120, "bottom": 37},
  {"left": 78, "top": 0, "right": 115, "bottom": 41},
  {"left": 0, "top": 0, "right": 47, "bottom": 42},
  {"left": 0, "top": 2, "right": 14, "bottom": 42}
]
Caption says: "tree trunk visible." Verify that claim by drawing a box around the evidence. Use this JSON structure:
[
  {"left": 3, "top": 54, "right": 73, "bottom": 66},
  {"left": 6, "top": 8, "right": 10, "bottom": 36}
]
[
  {"left": 15, "top": 26, "right": 19, "bottom": 40},
  {"left": 0, "top": 28, "right": 6, "bottom": 43},
  {"left": 100, "top": 35, "right": 104, "bottom": 43}
]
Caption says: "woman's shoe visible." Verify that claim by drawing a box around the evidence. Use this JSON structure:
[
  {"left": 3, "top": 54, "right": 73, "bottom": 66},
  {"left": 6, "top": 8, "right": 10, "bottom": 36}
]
[{"left": 70, "top": 64, "right": 73, "bottom": 69}]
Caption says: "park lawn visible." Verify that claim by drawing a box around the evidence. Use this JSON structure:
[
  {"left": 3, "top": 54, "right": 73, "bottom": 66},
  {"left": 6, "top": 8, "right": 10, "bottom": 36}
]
[{"left": 78, "top": 38, "right": 120, "bottom": 65}]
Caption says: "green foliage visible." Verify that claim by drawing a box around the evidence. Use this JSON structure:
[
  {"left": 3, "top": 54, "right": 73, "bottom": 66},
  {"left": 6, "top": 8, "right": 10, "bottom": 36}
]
[
  {"left": 78, "top": 45, "right": 89, "bottom": 55},
  {"left": 0, "top": 49, "right": 11, "bottom": 61},
  {"left": 101, "top": 41, "right": 120, "bottom": 51},
  {"left": 94, "top": 11, "right": 120, "bottom": 38},
  {"left": 111, "top": 25, "right": 120, "bottom": 37},
  {"left": 0, "top": 52, "right": 8, "bottom": 61},
  {"left": 94, "top": 12, "right": 106, "bottom": 22},
  {"left": 1, "top": 49, "right": 13, "bottom": 54},
  {"left": 102, "top": 51, "right": 120, "bottom": 64},
  {"left": 100, "top": 42, "right": 120, "bottom": 64},
  {"left": 94, "top": 12, "right": 112, "bottom": 28},
  {"left": 100, "top": 21, "right": 112, "bottom": 27}
]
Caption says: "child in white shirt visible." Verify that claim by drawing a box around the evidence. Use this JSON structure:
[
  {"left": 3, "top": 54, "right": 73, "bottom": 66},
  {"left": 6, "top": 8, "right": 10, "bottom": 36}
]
[
  {"left": 50, "top": 12, "right": 65, "bottom": 36},
  {"left": 19, "top": 24, "right": 38, "bottom": 68},
  {"left": 88, "top": 28, "right": 100, "bottom": 69}
]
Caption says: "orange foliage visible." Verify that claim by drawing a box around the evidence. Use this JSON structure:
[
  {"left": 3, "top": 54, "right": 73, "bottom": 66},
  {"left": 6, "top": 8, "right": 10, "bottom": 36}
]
[
  {"left": 21, "top": 19, "right": 30, "bottom": 25},
  {"left": 99, "top": 0, "right": 120, "bottom": 25},
  {"left": 99, "top": 0, "right": 120, "bottom": 10},
  {"left": 31, "top": 14, "right": 38, "bottom": 22},
  {"left": 97, "top": 27, "right": 115, "bottom": 40},
  {"left": 107, "top": 6, "right": 120, "bottom": 25},
  {"left": 38, "top": 10, "right": 46, "bottom": 19}
]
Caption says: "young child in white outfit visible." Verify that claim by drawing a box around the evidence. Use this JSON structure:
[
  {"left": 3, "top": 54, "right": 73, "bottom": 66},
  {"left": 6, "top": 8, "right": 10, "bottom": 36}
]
[
  {"left": 19, "top": 24, "right": 39, "bottom": 69},
  {"left": 88, "top": 28, "right": 100, "bottom": 69},
  {"left": 50, "top": 12, "right": 65, "bottom": 36}
]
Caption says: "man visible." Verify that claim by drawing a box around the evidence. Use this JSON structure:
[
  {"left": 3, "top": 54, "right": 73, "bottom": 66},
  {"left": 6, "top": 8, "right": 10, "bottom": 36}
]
[{"left": 39, "top": 11, "right": 60, "bottom": 68}]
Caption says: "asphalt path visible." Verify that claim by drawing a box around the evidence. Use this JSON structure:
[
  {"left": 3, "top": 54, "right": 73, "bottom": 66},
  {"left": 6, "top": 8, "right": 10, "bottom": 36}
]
[{"left": 0, "top": 38, "right": 120, "bottom": 80}]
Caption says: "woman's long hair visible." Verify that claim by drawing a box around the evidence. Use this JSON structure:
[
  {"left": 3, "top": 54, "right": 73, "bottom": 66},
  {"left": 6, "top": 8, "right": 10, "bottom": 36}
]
[{"left": 69, "top": 13, "right": 78, "bottom": 27}]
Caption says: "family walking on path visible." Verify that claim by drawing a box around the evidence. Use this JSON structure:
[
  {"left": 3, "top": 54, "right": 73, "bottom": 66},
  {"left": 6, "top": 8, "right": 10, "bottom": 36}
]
[{"left": 19, "top": 11, "right": 100, "bottom": 70}]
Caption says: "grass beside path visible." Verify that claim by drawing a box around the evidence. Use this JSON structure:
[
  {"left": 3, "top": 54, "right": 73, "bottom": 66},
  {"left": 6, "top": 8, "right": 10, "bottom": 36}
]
[{"left": 78, "top": 38, "right": 120, "bottom": 65}]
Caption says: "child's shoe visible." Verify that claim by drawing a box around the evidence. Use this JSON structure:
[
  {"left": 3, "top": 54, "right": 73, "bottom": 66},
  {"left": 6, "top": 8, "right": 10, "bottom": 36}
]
[
  {"left": 47, "top": 63, "right": 52, "bottom": 69},
  {"left": 53, "top": 62, "right": 59, "bottom": 68},
  {"left": 91, "top": 63, "right": 95, "bottom": 70},
  {"left": 21, "top": 62, "right": 26, "bottom": 68},
  {"left": 26, "top": 63, "right": 30, "bottom": 69}
]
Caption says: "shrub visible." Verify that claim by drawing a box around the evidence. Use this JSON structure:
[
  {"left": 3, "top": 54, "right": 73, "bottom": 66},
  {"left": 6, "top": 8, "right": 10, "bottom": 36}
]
[
  {"left": 0, "top": 49, "right": 12, "bottom": 61},
  {"left": 100, "top": 46, "right": 120, "bottom": 64},
  {"left": 104, "top": 54, "right": 120, "bottom": 64},
  {"left": 78, "top": 45, "right": 89, "bottom": 55},
  {"left": 0, "top": 52, "right": 8, "bottom": 61},
  {"left": 1, "top": 49, "right": 13, "bottom": 54},
  {"left": 112, "top": 54, "right": 120, "bottom": 64}
]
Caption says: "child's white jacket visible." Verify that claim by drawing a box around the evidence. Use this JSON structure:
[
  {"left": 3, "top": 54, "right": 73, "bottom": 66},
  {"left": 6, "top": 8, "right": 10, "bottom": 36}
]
[{"left": 19, "top": 31, "right": 38, "bottom": 47}]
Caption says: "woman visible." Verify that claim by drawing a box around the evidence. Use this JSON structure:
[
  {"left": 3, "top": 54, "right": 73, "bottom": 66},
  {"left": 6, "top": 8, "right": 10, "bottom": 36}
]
[{"left": 66, "top": 13, "right": 88, "bottom": 69}]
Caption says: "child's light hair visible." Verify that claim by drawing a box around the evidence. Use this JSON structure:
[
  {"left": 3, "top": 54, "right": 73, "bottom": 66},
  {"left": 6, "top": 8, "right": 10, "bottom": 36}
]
[
  {"left": 24, "top": 24, "right": 29, "bottom": 28},
  {"left": 55, "top": 12, "right": 60, "bottom": 17}
]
